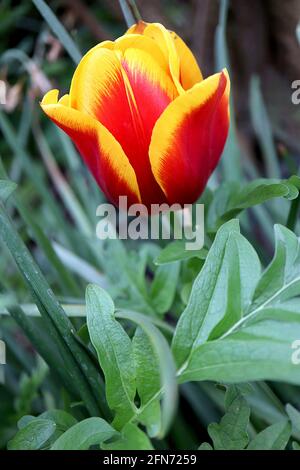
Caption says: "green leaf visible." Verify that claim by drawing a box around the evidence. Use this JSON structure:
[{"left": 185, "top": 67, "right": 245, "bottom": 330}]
[
  {"left": 247, "top": 421, "right": 291, "bottom": 450},
  {"left": 102, "top": 423, "right": 153, "bottom": 450},
  {"left": 132, "top": 328, "right": 161, "bottom": 437},
  {"left": 39, "top": 409, "right": 77, "bottom": 432},
  {"left": 17, "top": 415, "right": 35, "bottom": 429},
  {"left": 208, "top": 231, "right": 261, "bottom": 339},
  {"left": 286, "top": 404, "right": 300, "bottom": 433},
  {"left": 179, "top": 306, "right": 300, "bottom": 384},
  {"left": 208, "top": 387, "right": 250, "bottom": 450},
  {"left": 15, "top": 358, "right": 48, "bottom": 416},
  {"left": 176, "top": 224, "right": 300, "bottom": 385},
  {"left": 150, "top": 262, "right": 180, "bottom": 315},
  {"left": 8, "top": 419, "right": 56, "bottom": 450},
  {"left": 32, "top": 0, "right": 82, "bottom": 64},
  {"left": 51, "top": 417, "right": 117, "bottom": 450},
  {"left": 198, "top": 442, "right": 213, "bottom": 450},
  {"left": 172, "top": 219, "right": 242, "bottom": 367},
  {"left": 251, "top": 224, "right": 300, "bottom": 310},
  {"left": 154, "top": 240, "right": 208, "bottom": 265},
  {"left": 207, "top": 179, "right": 299, "bottom": 231},
  {"left": 0, "top": 179, "right": 17, "bottom": 202},
  {"left": 116, "top": 309, "right": 178, "bottom": 438},
  {"left": 86, "top": 285, "right": 136, "bottom": 429},
  {"left": 0, "top": 203, "right": 106, "bottom": 417},
  {"left": 293, "top": 441, "right": 300, "bottom": 450},
  {"left": 250, "top": 76, "right": 280, "bottom": 178}
]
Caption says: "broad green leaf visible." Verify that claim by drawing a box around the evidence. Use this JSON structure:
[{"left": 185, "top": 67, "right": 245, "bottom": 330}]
[
  {"left": 172, "top": 220, "right": 240, "bottom": 367},
  {"left": 39, "top": 409, "right": 77, "bottom": 431},
  {"left": 0, "top": 179, "right": 17, "bottom": 202},
  {"left": 17, "top": 415, "right": 35, "bottom": 429},
  {"left": 154, "top": 240, "right": 208, "bottom": 265},
  {"left": 86, "top": 285, "right": 136, "bottom": 429},
  {"left": 176, "top": 224, "right": 300, "bottom": 385},
  {"left": 286, "top": 404, "right": 300, "bottom": 433},
  {"left": 247, "top": 421, "right": 291, "bottom": 450},
  {"left": 132, "top": 327, "right": 161, "bottom": 437},
  {"left": 8, "top": 419, "right": 56, "bottom": 450},
  {"left": 293, "top": 442, "right": 300, "bottom": 450},
  {"left": 150, "top": 262, "right": 180, "bottom": 315},
  {"left": 224, "top": 384, "right": 253, "bottom": 409},
  {"left": 16, "top": 410, "right": 78, "bottom": 449},
  {"left": 51, "top": 417, "right": 117, "bottom": 450},
  {"left": 251, "top": 225, "right": 300, "bottom": 310},
  {"left": 208, "top": 232, "right": 261, "bottom": 339},
  {"left": 179, "top": 307, "right": 300, "bottom": 384},
  {"left": 102, "top": 423, "right": 153, "bottom": 450},
  {"left": 208, "top": 388, "right": 250, "bottom": 450},
  {"left": 117, "top": 309, "right": 178, "bottom": 438},
  {"left": 173, "top": 220, "right": 260, "bottom": 367},
  {"left": 207, "top": 179, "right": 299, "bottom": 231},
  {"left": 198, "top": 442, "right": 213, "bottom": 450}
]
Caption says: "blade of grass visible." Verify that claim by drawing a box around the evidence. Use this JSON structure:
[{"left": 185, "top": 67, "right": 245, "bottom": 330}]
[
  {"left": 250, "top": 76, "right": 281, "bottom": 178},
  {"left": 118, "top": 0, "right": 141, "bottom": 28},
  {"left": 0, "top": 158, "right": 81, "bottom": 296},
  {"left": 215, "top": 0, "right": 242, "bottom": 181},
  {"left": 0, "top": 202, "right": 108, "bottom": 418},
  {"left": 0, "top": 111, "right": 80, "bottom": 252},
  {"left": 32, "top": 0, "right": 82, "bottom": 64},
  {"left": 33, "top": 120, "right": 93, "bottom": 238}
]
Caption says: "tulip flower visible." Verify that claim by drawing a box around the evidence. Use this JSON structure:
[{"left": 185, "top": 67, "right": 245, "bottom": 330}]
[{"left": 41, "top": 21, "right": 230, "bottom": 212}]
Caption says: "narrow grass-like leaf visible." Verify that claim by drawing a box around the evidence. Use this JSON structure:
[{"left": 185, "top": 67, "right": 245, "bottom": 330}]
[
  {"left": 0, "top": 204, "right": 107, "bottom": 417},
  {"left": 32, "top": 0, "right": 82, "bottom": 64}
]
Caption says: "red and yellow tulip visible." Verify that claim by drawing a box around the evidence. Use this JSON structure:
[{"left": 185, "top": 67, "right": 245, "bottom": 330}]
[{"left": 41, "top": 21, "right": 230, "bottom": 211}]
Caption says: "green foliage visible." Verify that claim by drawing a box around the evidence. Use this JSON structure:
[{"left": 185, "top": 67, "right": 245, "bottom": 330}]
[
  {"left": 200, "top": 386, "right": 293, "bottom": 450},
  {"left": 86, "top": 285, "right": 136, "bottom": 429},
  {"left": 51, "top": 417, "right": 117, "bottom": 450},
  {"left": 172, "top": 221, "right": 300, "bottom": 386},
  {"left": 1, "top": 0, "right": 300, "bottom": 452},
  {"left": 8, "top": 419, "right": 56, "bottom": 450}
]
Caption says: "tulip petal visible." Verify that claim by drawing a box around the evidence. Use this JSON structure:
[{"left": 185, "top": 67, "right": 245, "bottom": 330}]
[
  {"left": 149, "top": 70, "right": 230, "bottom": 205},
  {"left": 127, "top": 22, "right": 202, "bottom": 92},
  {"left": 41, "top": 90, "right": 141, "bottom": 207},
  {"left": 169, "top": 30, "right": 203, "bottom": 90},
  {"left": 70, "top": 46, "right": 175, "bottom": 206}
]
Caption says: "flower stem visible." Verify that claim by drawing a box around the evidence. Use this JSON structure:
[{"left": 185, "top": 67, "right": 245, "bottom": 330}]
[{"left": 118, "top": 0, "right": 142, "bottom": 28}]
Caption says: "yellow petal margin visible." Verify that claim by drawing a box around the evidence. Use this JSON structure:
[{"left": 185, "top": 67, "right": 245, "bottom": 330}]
[
  {"left": 149, "top": 70, "right": 230, "bottom": 204},
  {"left": 127, "top": 21, "right": 202, "bottom": 93},
  {"left": 41, "top": 89, "right": 141, "bottom": 206}
]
